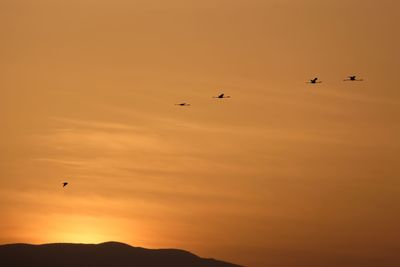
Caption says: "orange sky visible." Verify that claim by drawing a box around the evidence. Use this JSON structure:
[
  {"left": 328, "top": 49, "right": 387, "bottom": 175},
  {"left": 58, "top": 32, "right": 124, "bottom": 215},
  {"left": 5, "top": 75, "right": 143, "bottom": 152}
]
[{"left": 1, "top": 1, "right": 400, "bottom": 266}]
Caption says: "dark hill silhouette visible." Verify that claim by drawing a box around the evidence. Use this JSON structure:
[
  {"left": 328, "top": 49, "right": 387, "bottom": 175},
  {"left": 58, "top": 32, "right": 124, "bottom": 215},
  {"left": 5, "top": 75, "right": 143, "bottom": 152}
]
[{"left": 0, "top": 241, "right": 243, "bottom": 267}]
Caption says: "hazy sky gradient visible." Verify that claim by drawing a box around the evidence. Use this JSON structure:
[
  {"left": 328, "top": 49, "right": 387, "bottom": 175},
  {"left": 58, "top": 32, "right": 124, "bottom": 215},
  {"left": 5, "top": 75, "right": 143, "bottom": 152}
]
[{"left": 1, "top": 1, "right": 400, "bottom": 266}]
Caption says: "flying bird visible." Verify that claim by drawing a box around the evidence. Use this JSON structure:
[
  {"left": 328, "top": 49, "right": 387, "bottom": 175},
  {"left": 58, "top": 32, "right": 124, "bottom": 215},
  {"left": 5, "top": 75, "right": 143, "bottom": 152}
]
[
  {"left": 213, "top": 93, "right": 231, "bottom": 99},
  {"left": 62, "top": 182, "right": 68, "bottom": 188},
  {"left": 344, "top": 75, "right": 363, "bottom": 81},
  {"left": 175, "top": 103, "right": 191, "bottom": 106},
  {"left": 307, "top": 78, "right": 322, "bottom": 84}
]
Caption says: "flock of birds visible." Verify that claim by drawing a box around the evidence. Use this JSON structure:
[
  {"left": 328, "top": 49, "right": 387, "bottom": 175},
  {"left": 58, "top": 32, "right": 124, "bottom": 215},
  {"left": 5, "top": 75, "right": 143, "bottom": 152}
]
[
  {"left": 174, "top": 75, "right": 364, "bottom": 107},
  {"left": 307, "top": 75, "right": 364, "bottom": 84},
  {"left": 174, "top": 93, "right": 231, "bottom": 107},
  {"left": 61, "top": 75, "right": 364, "bottom": 188}
]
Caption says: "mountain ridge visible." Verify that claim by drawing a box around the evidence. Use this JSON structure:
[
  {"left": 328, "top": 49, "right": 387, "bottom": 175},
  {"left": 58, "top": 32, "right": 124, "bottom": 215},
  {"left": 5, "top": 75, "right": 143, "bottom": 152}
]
[{"left": 0, "top": 241, "right": 243, "bottom": 267}]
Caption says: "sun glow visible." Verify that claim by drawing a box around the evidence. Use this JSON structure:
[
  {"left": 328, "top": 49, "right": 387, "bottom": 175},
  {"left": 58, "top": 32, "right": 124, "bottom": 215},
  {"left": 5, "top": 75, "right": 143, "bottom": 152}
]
[{"left": 42, "top": 215, "right": 127, "bottom": 244}]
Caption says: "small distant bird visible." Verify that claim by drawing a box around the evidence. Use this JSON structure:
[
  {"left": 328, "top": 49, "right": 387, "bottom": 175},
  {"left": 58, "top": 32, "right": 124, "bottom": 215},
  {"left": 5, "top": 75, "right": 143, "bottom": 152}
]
[
  {"left": 175, "top": 103, "right": 191, "bottom": 106},
  {"left": 307, "top": 78, "right": 322, "bottom": 84},
  {"left": 213, "top": 93, "right": 231, "bottom": 99},
  {"left": 62, "top": 182, "right": 68, "bottom": 188},
  {"left": 344, "top": 75, "right": 363, "bottom": 81}
]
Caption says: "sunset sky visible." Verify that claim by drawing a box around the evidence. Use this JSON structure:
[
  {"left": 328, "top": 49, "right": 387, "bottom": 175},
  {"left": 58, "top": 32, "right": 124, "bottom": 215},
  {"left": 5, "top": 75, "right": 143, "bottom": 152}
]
[{"left": 1, "top": 0, "right": 400, "bottom": 266}]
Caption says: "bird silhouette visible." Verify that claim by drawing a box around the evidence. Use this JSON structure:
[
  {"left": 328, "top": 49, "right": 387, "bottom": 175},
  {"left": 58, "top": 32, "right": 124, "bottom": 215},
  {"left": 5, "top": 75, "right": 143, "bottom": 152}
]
[
  {"left": 344, "top": 75, "right": 363, "bottom": 81},
  {"left": 213, "top": 93, "right": 231, "bottom": 99},
  {"left": 62, "top": 182, "right": 68, "bottom": 188},
  {"left": 175, "top": 103, "right": 191, "bottom": 106},
  {"left": 307, "top": 77, "right": 322, "bottom": 84}
]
